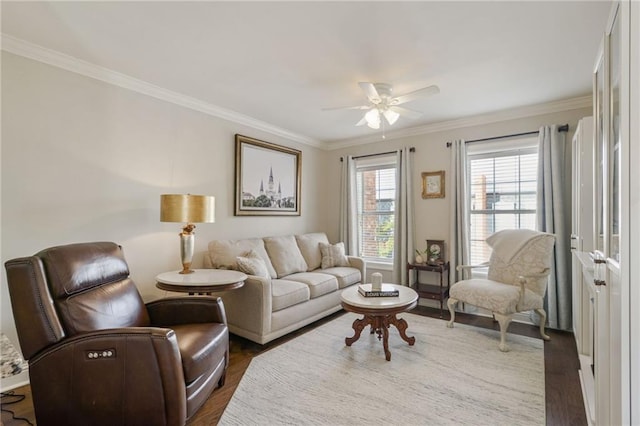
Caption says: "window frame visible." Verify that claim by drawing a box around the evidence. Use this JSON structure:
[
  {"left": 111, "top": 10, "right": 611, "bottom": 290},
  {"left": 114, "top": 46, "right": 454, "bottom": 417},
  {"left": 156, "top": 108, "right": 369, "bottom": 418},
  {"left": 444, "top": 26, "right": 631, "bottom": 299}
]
[
  {"left": 354, "top": 155, "right": 397, "bottom": 265},
  {"left": 466, "top": 137, "right": 539, "bottom": 266}
]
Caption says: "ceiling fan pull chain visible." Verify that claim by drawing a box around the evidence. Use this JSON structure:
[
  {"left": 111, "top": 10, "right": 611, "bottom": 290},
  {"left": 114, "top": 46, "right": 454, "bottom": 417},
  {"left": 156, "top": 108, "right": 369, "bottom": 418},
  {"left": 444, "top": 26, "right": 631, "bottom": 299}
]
[{"left": 382, "top": 117, "right": 386, "bottom": 139}]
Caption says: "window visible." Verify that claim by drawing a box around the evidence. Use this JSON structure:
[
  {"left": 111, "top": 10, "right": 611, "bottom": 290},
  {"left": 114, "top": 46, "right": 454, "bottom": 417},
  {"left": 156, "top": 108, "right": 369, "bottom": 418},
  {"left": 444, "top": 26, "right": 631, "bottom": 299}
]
[
  {"left": 467, "top": 137, "right": 538, "bottom": 265},
  {"left": 354, "top": 154, "right": 397, "bottom": 263}
]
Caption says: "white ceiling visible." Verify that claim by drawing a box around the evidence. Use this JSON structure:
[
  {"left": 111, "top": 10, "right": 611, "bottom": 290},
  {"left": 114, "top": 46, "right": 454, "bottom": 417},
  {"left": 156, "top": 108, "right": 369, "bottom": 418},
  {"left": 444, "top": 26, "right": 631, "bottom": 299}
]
[{"left": 1, "top": 1, "right": 611, "bottom": 146}]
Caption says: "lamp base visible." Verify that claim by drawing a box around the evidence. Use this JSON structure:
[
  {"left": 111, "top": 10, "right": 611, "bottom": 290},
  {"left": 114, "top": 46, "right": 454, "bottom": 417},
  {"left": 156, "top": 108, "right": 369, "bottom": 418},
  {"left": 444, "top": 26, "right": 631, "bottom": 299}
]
[
  {"left": 179, "top": 227, "right": 195, "bottom": 275},
  {"left": 179, "top": 264, "right": 195, "bottom": 274}
]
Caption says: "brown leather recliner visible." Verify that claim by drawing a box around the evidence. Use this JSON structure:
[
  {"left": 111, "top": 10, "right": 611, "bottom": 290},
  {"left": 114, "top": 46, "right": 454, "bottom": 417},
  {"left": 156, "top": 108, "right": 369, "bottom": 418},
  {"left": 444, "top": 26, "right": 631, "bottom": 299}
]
[{"left": 4, "top": 241, "right": 229, "bottom": 426}]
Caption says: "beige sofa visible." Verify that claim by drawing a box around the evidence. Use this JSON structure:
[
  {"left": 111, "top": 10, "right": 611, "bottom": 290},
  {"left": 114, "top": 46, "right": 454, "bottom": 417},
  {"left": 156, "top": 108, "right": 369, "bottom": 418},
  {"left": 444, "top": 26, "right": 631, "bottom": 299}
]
[{"left": 203, "top": 232, "right": 365, "bottom": 344}]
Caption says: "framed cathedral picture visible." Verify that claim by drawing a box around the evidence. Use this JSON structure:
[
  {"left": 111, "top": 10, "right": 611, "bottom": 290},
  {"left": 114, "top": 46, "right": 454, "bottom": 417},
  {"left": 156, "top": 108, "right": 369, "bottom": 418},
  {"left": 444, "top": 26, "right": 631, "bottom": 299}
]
[
  {"left": 421, "top": 170, "right": 445, "bottom": 199},
  {"left": 235, "top": 134, "right": 302, "bottom": 216}
]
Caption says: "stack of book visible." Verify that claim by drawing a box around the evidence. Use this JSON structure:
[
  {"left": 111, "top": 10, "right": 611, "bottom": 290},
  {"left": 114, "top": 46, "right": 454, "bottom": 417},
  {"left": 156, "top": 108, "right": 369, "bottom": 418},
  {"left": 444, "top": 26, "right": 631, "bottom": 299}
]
[{"left": 358, "top": 283, "right": 399, "bottom": 297}]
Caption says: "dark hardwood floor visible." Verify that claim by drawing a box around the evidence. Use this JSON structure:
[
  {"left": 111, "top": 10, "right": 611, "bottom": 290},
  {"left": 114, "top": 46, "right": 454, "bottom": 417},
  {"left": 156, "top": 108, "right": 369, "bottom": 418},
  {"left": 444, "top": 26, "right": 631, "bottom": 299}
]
[{"left": 1, "top": 307, "right": 586, "bottom": 426}]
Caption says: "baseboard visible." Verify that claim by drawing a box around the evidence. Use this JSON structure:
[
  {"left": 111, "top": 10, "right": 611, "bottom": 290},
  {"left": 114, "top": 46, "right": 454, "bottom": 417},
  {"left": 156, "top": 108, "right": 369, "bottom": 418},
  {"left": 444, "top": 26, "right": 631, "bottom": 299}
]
[
  {"left": 578, "top": 354, "right": 596, "bottom": 425},
  {"left": 0, "top": 370, "right": 29, "bottom": 392}
]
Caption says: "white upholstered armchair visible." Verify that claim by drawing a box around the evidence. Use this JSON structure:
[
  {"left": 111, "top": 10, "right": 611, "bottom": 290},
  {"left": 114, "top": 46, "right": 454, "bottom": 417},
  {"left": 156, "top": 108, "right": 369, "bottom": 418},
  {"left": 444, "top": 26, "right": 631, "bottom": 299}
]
[{"left": 447, "top": 229, "right": 556, "bottom": 352}]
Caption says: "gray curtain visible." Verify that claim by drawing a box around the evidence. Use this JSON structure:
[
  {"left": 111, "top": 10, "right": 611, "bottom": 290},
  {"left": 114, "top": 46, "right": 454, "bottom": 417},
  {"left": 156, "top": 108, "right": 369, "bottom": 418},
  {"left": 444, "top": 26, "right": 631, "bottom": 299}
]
[
  {"left": 392, "top": 147, "right": 415, "bottom": 285},
  {"left": 536, "top": 125, "right": 571, "bottom": 330},
  {"left": 339, "top": 156, "right": 357, "bottom": 255},
  {"left": 448, "top": 139, "right": 470, "bottom": 283}
]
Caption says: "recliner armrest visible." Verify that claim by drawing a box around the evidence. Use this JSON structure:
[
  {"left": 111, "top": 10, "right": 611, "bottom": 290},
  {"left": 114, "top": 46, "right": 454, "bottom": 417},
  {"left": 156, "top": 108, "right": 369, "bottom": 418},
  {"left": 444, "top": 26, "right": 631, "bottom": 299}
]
[
  {"left": 146, "top": 296, "right": 227, "bottom": 326},
  {"left": 28, "top": 327, "right": 187, "bottom": 426}
]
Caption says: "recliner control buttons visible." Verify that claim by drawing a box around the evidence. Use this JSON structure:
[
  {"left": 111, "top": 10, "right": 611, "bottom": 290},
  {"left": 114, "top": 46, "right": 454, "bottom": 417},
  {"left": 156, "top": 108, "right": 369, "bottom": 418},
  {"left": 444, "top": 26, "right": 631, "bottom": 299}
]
[{"left": 86, "top": 349, "right": 116, "bottom": 359}]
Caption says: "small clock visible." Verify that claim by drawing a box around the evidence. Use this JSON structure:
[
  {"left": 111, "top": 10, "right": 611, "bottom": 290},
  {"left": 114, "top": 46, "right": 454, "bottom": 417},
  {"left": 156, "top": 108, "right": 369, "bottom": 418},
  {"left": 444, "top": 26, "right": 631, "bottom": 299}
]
[{"left": 426, "top": 239, "right": 445, "bottom": 264}]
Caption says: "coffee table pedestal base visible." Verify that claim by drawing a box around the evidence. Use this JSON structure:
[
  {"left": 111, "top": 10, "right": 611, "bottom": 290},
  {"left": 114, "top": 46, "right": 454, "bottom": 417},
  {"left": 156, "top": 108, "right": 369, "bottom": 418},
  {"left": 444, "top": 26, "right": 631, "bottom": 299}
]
[{"left": 345, "top": 314, "right": 415, "bottom": 361}]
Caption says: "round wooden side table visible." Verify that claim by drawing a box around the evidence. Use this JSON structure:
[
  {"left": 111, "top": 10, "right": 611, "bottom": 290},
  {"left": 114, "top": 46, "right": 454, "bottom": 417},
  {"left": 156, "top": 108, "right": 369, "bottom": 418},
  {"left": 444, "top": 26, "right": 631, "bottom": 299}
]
[{"left": 156, "top": 269, "right": 247, "bottom": 295}]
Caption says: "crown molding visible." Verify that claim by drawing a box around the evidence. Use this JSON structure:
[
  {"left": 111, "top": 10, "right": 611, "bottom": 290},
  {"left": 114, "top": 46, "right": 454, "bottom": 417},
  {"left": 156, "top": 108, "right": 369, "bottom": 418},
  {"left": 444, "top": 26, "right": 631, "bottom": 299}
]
[
  {"left": 2, "top": 34, "right": 592, "bottom": 152},
  {"left": 325, "top": 95, "right": 592, "bottom": 150},
  {"left": 1, "top": 34, "right": 323, "bottom": 149}
]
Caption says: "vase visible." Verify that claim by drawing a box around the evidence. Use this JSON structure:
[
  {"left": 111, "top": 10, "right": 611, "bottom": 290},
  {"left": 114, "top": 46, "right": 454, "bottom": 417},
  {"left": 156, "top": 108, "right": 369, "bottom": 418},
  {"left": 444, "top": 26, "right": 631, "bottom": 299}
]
[{"left": 415, "top": 255, "right": 424, "bottom": 264}]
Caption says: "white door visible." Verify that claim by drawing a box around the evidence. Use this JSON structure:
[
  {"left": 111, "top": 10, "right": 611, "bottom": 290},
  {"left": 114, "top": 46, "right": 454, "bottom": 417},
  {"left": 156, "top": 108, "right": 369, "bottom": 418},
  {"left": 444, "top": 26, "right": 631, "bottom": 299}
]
[{"left": 592, "top": 2, "right": 630, "bottom": 424}]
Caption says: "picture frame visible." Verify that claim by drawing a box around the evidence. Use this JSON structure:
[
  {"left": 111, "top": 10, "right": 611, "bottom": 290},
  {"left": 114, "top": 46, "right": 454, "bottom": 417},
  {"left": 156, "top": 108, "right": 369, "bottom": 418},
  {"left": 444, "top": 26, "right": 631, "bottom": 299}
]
[
  {"left": 235, "top": 134, "right": 302, "bottom": 216},
  {"left": 421, "top": 170, "right": 445, "bottom": 199},
  {"left": 426, "top": 239, "right": 445, "bottom": 264}
]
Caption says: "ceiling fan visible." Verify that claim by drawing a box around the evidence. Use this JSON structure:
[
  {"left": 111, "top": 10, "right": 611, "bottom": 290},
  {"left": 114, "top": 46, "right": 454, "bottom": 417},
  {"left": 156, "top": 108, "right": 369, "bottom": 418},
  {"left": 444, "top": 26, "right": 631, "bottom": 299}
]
[{"left": 324, "top": 82, "right": 440, "bottom": 130}]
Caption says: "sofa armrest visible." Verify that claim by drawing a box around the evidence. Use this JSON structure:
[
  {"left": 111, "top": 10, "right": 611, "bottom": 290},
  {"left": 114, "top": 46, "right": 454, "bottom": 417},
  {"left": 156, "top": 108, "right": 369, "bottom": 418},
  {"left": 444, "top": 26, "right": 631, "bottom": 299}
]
[
  {"left": 213, "top": 274, "right": 272, "bottom": 337},
  {"left": 146, "top": 296, "right": 227, "bottom": 326},
  {"left": 29, "top": 327, "right": 186, "bottom": 425},
  {"left": 347, "top": 256, "right": 366, "bottom": 282}
]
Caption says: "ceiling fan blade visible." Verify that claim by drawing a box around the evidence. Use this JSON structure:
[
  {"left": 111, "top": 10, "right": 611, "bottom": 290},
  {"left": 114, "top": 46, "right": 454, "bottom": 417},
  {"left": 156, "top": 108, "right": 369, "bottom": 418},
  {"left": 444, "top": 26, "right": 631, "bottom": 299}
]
[
  {"left": 392, "top": 85, "right": 440, "bottom": 105},
  {"left": 389, "top": 106, "right": 423, "bottom": 119},
  {"left": 355, "top": 116, "right": 368, "bottom": 126},
  {"left": 358, "top": 82, "right": 381, "bottom": 103},
  {"left": 322, "top": 105, "right": 370, "bottom": 111}
]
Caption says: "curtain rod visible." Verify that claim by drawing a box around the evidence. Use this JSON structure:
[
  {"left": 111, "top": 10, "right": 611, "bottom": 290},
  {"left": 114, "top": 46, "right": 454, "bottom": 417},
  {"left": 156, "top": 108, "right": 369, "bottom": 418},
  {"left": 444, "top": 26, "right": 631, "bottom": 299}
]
[
  {"left": 445, "top": 124, "right": 569, "bottom": 147},
  {"left": 340, "top": 147, "right": 415, "bottom": 162}
]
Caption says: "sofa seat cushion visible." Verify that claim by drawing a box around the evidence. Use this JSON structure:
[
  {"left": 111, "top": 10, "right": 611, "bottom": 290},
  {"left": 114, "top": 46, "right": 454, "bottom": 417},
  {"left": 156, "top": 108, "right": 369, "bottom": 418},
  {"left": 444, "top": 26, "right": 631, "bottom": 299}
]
[
  {"left": 295, "top": 233, "right": 330, "bottom": 271},
  {"left": 449, "top": 279, "right": 544, "bottom": 315},
  {"left": 318, "top": 267, "right": 361, "bottom": 289},
  {"left": 286, "top": 272, "right": 339, "bottom": 299},
  {"left": 272, "top": 279, "right": 310, "bottom": 312},
  {"left": 171, "top": 323, "right": 228, "bottom": 383},
  {"left": 264, "top": 236, "right": 308, "bottom": 278}
]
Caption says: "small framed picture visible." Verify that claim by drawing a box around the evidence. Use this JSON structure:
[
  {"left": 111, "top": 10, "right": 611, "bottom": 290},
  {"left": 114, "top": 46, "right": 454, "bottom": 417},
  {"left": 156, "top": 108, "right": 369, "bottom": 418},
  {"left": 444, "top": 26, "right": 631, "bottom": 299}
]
[
  {"left": 426, "top": 239, "right": 445, "bottom": 264},
  {"left": 421, "top": 171, "right": 445, "bottom": 199}
]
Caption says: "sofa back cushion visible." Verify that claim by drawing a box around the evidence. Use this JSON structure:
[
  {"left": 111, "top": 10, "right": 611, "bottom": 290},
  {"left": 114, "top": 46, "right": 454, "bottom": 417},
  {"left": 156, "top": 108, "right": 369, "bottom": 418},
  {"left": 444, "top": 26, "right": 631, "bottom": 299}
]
[
  {"left": 295, "top": 233, "right": 329, "bottom": 271},
  {"left": 264, "top": 235, "right": 308, "bottom": 278},
  {"left": 207, "top": 238, "right": 277, "bottom": 278}
]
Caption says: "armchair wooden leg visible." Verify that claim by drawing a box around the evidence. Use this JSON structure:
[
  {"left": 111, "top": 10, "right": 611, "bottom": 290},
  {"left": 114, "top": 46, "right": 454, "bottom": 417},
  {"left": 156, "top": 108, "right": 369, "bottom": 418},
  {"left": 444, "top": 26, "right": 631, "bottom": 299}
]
[
  {"left": 534, "top": 308, "right": 551, "bottom": 341},
  {"left": 494, "top": 313, "right": 513, "bottom": 352},
  {"left": 446, "top": 298, "right": 458, "bottom": 328}
]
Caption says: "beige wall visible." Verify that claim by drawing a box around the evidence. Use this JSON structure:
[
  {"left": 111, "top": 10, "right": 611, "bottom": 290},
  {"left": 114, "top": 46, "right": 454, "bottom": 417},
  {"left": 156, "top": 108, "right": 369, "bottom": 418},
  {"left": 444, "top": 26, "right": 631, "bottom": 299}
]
[
  {"left": 325, "top": 106, "right": 592, "bottom": 283},
  {"left": 0, "top": 52, "right": 329, "bottom": 345}
]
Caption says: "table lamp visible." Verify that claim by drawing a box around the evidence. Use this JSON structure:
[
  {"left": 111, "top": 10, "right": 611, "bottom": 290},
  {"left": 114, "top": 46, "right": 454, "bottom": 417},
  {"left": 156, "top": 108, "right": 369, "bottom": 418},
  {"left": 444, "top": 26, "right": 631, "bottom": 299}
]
[{"left": 160, "top": 194, "right": 215, "bottom": 274}]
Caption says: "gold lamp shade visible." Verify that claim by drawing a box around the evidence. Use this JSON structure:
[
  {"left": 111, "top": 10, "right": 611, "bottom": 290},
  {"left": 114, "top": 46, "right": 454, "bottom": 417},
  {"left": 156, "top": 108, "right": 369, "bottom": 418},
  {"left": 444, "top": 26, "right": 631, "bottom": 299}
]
[
  {"left": 160, "top": 194, "right": 215, "bottom": 274},
  {"left": 160, "top": 194, "right": 215, "bottom": 224}
]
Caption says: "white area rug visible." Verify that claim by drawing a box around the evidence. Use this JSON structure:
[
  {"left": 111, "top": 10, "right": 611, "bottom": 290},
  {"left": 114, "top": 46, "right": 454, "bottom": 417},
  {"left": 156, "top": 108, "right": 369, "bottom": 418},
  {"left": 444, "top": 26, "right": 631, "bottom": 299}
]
[{"left": 220, "top": 313, "right": 544, "bottom": 426}]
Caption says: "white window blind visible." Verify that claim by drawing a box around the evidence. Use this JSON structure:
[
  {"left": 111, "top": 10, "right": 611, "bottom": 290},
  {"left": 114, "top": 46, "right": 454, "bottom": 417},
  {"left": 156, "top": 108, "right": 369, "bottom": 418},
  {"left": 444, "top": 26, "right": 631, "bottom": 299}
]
[
  {"left": 355, "top": 154, "right": 397, "bottom": 263},
  {"left": 467, "top": 137, "right": 538, "bottom": 265}
]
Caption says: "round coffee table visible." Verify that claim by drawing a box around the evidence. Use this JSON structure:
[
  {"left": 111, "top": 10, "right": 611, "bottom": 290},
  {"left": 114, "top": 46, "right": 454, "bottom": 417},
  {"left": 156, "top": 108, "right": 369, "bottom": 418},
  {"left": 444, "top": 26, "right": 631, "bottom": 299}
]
[{"left": 340, "top": 284, "right": 418, "bottom": 361}]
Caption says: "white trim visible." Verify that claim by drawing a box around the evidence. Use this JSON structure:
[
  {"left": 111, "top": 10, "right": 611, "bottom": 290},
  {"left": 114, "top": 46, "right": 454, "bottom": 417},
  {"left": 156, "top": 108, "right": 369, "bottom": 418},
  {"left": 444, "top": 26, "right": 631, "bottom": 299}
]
[
  {"left": 0, "top": 34, "right": 323, "bottom": 149},
  {"left": 326, "top": 96, "right": 592, "bottom": 150},
  {"left": 0, "top": 370, "right": 29, "bottom": 392},
  {"left": 365, "top": 260, "right": 393, "bottom": 271}
]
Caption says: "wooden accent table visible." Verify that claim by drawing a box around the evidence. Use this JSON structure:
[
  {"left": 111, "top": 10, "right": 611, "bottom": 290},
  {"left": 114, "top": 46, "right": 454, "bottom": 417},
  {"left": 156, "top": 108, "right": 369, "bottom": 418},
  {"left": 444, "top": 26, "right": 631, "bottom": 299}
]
[
  {"left": 340, "top": 284, "right": 418, "bottom": 361},
  {"left": 406, "top": 261, "right": 450, "bottom": 317},
  {"left": 156, "top": 269, "right": 247, "bottom": 295}
]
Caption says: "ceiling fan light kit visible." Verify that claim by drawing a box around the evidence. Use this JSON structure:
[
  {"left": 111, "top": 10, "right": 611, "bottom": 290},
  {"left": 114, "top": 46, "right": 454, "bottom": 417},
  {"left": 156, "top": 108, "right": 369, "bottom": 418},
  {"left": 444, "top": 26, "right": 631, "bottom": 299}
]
[
  {"left": 324, "top": 81, "right": 439, "bottom": 134},
  {"left": 364, "top": 108, "right": 381, "bottom": 129}
]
